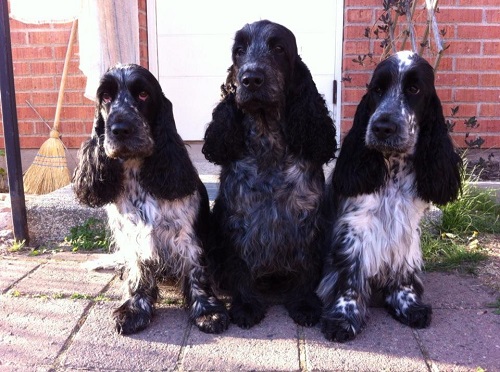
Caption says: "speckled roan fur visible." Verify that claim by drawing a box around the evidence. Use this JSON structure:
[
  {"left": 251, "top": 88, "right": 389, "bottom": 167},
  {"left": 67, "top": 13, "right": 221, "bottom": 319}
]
[
  {"left": 73, "top": 64, "right": 229, "bottom": 335},
  {"left": 202, "top": 20, "right": 337, "bottom": 329},
  {"left": 317, "top": 51, "right": 462, "bottom": 342}
]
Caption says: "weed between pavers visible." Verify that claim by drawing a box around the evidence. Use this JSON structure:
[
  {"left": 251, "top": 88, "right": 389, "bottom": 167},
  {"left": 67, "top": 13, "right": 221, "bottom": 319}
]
[
  {"left": 65, "top": 217, "right": 111, "bottom": 252},
  {"left": 486, "top": 299, "right": 500, "bottom": 315},
  {"left": 7, "top": 289, "right": 112, "bottom": 302}
]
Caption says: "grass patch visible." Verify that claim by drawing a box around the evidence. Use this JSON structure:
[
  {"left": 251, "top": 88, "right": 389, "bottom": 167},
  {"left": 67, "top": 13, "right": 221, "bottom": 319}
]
[
  {"left": 422, "top": 163, "right": 499, "bottom": 272},
  {"left": 65, "top": 218, "right": 111, "bottom": 252},
  {"left": 486, "top": 298, "right": 500, "bottom": 315}
]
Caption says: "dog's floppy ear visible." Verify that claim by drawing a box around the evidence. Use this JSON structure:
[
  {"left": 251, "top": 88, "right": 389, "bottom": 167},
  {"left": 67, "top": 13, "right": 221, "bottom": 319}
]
[
  {"left": 414, "top": 93, "right": 462, "bottom": 205},
  {"left": 202, "top": 67, "right": 245, "bottom": 166},
  {"left": 139, "top": 96, "right": 199, "bottom": 200},
  {"left": 72, "top": 105, "right": 124, "bottom": 207},
  {"left": 284, "top": 58, "right": 337, "bottom": 165},
  {"left": 330, "top": 94, "right": 387, "bottom": 197}
]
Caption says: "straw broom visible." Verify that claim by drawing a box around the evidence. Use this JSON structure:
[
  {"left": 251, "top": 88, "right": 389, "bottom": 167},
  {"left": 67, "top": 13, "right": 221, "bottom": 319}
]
[{"left": 23, "top": 19, "right": 78, "bottom": 194}]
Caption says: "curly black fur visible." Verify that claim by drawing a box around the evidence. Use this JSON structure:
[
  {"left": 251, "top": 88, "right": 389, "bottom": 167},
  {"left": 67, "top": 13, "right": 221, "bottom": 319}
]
[{"left": 203, "top": 20, "right": 337, "bottom": 329}]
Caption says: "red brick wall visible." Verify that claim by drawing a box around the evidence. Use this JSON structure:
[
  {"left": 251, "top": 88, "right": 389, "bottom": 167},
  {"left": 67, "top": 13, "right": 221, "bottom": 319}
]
[
  {"left": 0, "top": 0, "right": 148, "bottom": 149},
  {"left": 342, "top": 0, "right": 500, "bottom": 148},
  {"left": 2, "top": 1, "right": 499, "bottom": 149}
]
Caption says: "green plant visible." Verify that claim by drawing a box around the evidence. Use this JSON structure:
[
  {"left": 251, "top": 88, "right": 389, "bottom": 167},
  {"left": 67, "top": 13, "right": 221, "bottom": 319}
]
[
  {"left": 8, "top": 239, "right": 26, "bottom": 253},
  {"left": 440, "top": 164, "right": 500, "bottom": 235},
  {"left": 486, "top": 298, "right": 500, "bottom": 315},
  {"left": 65, "top": 218, "right": 110, "bottom": 252},
  {"left": 422, "top": 160, "right": 499, "bottom": 272}
]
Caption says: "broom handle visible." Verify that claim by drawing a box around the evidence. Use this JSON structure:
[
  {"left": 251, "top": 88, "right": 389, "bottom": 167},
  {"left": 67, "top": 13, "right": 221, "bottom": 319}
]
[{"left": 52, "top": 19, "right": 78, "bottom": 134}]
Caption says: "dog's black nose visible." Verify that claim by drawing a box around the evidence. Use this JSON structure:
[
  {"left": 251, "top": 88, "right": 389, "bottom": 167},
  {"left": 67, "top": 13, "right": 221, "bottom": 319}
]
[
  {"left": 241, "top": 71, "right": 265, "bottom": 91},
  {"left": 110, "top": 122, "right": 132, "bottom": 138},
  {"left": 372, "top": 119, "right": 397, "bottom": 140}
]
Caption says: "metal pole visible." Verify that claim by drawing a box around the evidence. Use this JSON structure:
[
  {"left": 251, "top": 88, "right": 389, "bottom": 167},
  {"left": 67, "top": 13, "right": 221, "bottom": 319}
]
[{"left": 0, "top": 0, "right": 30, "bottom": 243}]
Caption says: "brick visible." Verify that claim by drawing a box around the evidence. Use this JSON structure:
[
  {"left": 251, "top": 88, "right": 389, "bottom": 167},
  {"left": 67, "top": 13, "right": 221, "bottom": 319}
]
[
  {"left": 30, "top": 61, "right": 62, "bottom": 75},
  {"left": 445, "top": 41, "right": 481, "bottom": 55},
  {"left": 345, "top": 0, "right": 381, "bottom": 6},
  {"left": 486, "top": 8, "right": 500, "bottom": 23},
  {"left": 31, "top": 92, "right": 59, "bottom": 106},
  {"left": 435, "top": 88, "right": 453, "bottom": 102},
  {"left": 456, "top": 57, "right": 500, "bottom": 71},
  {"left": 479, "top": 73, "right": 500, "bottom": 86},
  {"left": 455, "top": 88, "right": 500, "bottom": 102},
  {"left": 479, "top": 104, "right": 500, "bottom": 117},
  {"left": 19, "top": 136, "right": 45, "bottom": 149},
  {"left": 63, "top": 76, "right": 88, "bottom": 90},
  {"left": 457, "top": 25, "right": 500, "bottom": 39},
  {"left": 13, "top": 74, "right": 35, "bottom": 91},
  {"left": 18, "top": 122, "right": 34, "bottom": 135},
  {"left": 442, "top": 103, "right": 479, "bottom": 118},
  {"left": 347, "top": 8, "right": 374, "bottom": 23},
  {"left": 12, "top": 61, "right": 31, "bottom": 75},
  {"left": 63, "top": 136, "right": 91, "bottom": 148},
  {"left": 11, "top": 46, "right": 54, "bottom": 60},
  {"left": 459, "top": 0, "right": 500, "bottom": 5},
  {"left": 32, "top": 76, "right": 57, "bottom": 91},
  {"left": 435, "top": 72, "right": 480, "bottom": 86},
  {"left": 437, "top": 8, "right": 483, "bottom": 23},
  {"left": 483, "top": 41, "right": 500, "bottom": 55},
  {"left": 343, "top": 88, "right": 367, "bottom": 104},
  {"left": 14, "top": 92, "right": 32, "bottom": 105},
  {"left": 344, "top": 25, "right": 373, "bottom": 40},
  {"left": 10, "top": 31, "right": 28, "bottom": 45},
  {"left": 28, "top": 31, "right": 71, "bottom": 45}
]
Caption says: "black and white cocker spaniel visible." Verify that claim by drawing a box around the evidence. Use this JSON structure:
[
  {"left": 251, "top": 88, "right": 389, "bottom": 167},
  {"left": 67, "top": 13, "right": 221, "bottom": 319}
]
[
  {"left": 317, "top": 51, "right": 462, "bottom": 342},
  {"left": 73, "top": 64, "right": 229, "bottom": 335},
  {"left": 202, "top": 20, "right": 337, "bottom": 329}
]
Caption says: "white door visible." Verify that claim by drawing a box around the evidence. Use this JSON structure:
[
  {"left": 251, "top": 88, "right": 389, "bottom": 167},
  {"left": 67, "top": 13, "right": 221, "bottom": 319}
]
[{"left": 148, "top": 0, "right": 343, "bottom": 141}]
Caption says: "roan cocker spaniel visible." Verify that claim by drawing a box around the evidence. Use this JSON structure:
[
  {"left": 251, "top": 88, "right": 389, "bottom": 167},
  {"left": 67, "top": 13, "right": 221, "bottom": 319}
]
[
  {"left": 317, "top": 51, "right": 462, "bottom": 342},
  {"left": 202, "top": 20, "right": 337, "bottom": 329},
  {"left": 73, "top": 64, "right": 229, "bottom": 335}
]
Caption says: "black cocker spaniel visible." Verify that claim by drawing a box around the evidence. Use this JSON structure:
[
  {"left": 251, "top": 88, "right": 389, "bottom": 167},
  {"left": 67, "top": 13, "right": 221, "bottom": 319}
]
[{"left": 203, "top": 20, "right": 337, "bottom": 329}]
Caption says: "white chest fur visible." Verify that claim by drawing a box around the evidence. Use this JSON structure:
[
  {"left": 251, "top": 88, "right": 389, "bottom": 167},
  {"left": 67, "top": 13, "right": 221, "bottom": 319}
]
[
  {"left": 335, "top": 155, "right": 429, "bottom": 280},
  {"left": 105, "top": 159, "right": 202, "bottom": 278}
]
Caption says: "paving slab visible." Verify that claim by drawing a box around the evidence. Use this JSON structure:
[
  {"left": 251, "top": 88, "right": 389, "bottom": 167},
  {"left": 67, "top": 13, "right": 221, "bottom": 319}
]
[
  {"left": 61, "top": 301, "right": 189, "bottom": 371},
  {"left": 181, "top": 306, "right": 300, "bottom": 371},
  {"left": 12, "top": 259, "right": 115, "bottom": 298},
  {"left": 303, "top": 309, "right": 428, "bottom": 371},
  {"left": 0, "top": 296, "right": 90, "bottom": 370},
  {"left": 423, "top": 271, "right": 497, "bottom": 309},
  {"left": 0, "top": 258, "right": 42, "bottom": 293},
  {"left": 417, "top": 308, "right": 500, "bottom": 371}
]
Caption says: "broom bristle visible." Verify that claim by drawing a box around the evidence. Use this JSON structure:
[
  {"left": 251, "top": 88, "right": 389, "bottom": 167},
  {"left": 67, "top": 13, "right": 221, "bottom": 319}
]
[{"left": 23, "top": 137, "right": 70, "bottom": 195}]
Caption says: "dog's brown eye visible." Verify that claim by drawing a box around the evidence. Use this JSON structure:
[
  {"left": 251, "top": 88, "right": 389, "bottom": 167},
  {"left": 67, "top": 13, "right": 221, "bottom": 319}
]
[
  {"left": 138, "top": 91, "right": 149, "bottom": 101},
  {"left": 407, "top": 85, "right": 420, "bottom": 95},
  {"left": 102, "top": 93, "right": 112, "bottom": 103},
  {"left": 273, "top": 45, "right": 284, "bottom": 54}
]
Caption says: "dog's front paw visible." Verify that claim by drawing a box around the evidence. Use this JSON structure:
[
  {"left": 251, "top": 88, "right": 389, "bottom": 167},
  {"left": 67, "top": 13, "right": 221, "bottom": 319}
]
[
  {"left": 321, "top": 317, "right": 358, "bottom": 343},
  {"left": 194, "top": 310, "right": 230, "bottom": 334},
  {"left": 230, "top": 301, "right": 266, "bottom": 329},
  {"left": 286, "top": 297, "right": 321, "bottom": 327},
  {"left": 389, "top": 302, "right": 432, "bottom": 328},
  {"left": 113, "top": 298, "right": 154, "bottom": 335}
]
